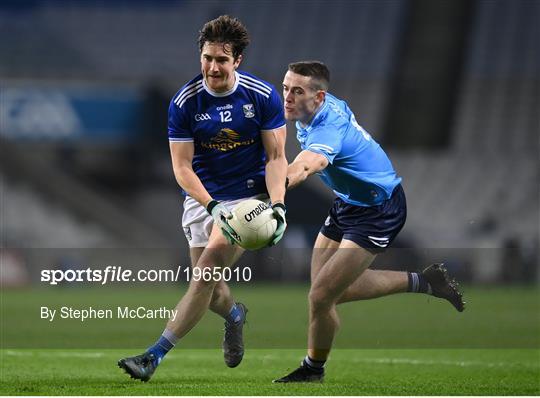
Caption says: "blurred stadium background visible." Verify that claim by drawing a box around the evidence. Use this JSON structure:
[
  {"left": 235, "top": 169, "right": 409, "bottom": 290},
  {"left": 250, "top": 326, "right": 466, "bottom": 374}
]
[{"left": 1, "top": 0, "right": 538, "bottom": 286}]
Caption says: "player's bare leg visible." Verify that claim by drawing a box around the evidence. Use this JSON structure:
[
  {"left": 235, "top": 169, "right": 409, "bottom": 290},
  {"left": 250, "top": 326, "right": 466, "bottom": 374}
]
[
  {"left": 309, "top": 234, "right": 403, "bottom": 302},
  {"left": 309, "top": 233, "right": 340, "bottom": 282},
  {"left": 310, "top": 234, "right": 464, "bottom": 309},
  {"left": 118, "top": 225, "right": 245, "bottom": 381},
  {"left": 331, "top": 263, "right": 464, "bottom": 310},
  {"left": 336, "top": 265, "right": 463, "bottom": 310},
  {"left": 165, "top": 225, "right": 241, "bottom": 338},
  {"left": 308, "top": 239, "right": 375, "bottom": 360},
  {"left": 189, "top": 247, "right": 242, "bottom": 317},
  {"left": 188, "top": 243, "right": 249, "bottom": 367},
  {"left": 275, "top": 238, "right": 375, "bottom": 383},
  {"left": 337, "top": 269, "right": 408, "bottom": 302}
]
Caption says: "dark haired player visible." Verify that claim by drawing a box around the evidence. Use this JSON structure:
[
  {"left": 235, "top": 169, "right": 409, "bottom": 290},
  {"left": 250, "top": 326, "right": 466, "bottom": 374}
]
[
  {"left": 274, "top": 61, "right": 464, "bottom": 383},
  {"left": 118, "top": 15, "right": 287, "bottom": 382}
]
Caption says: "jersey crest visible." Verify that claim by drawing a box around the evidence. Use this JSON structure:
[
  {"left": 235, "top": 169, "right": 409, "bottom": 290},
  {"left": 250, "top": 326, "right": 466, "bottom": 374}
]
[{"left": 242, "top": 104, "right": 255, "bottom": 118}]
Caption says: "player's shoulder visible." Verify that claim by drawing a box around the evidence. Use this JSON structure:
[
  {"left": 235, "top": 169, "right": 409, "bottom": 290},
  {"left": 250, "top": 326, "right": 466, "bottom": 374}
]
[
  {"left": 237, "top": 70, "right": 276, "bottom": 99},
  {"left": 170, "top": 74, "right": 205, "bottom": 110}
]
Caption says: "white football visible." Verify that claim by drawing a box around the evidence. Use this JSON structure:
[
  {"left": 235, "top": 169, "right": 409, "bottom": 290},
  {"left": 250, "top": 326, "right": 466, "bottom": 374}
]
[{"left": 228, "top": 199, "right": 277, "bottom": 250}]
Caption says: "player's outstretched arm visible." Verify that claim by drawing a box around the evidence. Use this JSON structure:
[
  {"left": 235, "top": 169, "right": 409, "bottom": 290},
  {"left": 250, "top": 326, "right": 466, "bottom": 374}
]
[{"left": 287, "top": 150, "right": 328, "bottom": 189}]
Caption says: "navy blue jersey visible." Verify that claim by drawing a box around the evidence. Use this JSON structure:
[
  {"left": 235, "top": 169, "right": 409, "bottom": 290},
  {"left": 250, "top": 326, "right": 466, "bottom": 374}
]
[{"left": 168, "top": 71, "right": 285, "bottom": 200}]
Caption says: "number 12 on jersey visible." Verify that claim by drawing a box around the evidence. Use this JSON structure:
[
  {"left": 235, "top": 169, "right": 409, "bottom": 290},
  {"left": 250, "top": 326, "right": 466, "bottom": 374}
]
[{"left": 220, "top": 111, "right": 232, "bottom": 122}]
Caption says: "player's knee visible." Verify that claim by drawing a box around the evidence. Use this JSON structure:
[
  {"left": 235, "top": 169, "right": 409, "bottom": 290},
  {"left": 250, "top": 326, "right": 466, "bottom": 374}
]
[
  {"left": 190, "top": 268, "right": 219, "bottom": 291},
  {"left": 308, "top": 287, "right": 334, "bottom": 312}
]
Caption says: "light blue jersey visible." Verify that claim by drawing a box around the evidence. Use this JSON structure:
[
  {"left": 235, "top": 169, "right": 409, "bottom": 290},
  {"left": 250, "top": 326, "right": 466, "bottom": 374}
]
[{"left": 297, "top": 93, "right": 401, "bottom": 206}]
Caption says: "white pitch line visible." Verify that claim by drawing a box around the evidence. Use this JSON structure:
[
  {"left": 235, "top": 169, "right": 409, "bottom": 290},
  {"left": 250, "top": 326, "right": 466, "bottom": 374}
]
[
  {"left": 3, "top": 351, "right": 538, "bottom": 370},
  {"left": 3, "top": 350, "right": 216, "bottom": 359},
  {"left": 253, "top": 354, "right": 539, "bottom": 369},
  {"left": 350, "top": 357, "right": 539, "bottom": 369},
  {"left": 5, "top": 350, "right": 105, "bottom": 358}
]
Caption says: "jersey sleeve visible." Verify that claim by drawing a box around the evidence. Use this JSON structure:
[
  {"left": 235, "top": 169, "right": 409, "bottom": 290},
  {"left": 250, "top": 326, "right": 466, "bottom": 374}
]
[
  {"left": 168, "top": 98, "right": 193, "bottom": 142},
  {"left": 305, "top": 125, "right": 342, "bottom": 164},
  {"left": 260, "top": 88, "right": 286, "bottom": 131}
]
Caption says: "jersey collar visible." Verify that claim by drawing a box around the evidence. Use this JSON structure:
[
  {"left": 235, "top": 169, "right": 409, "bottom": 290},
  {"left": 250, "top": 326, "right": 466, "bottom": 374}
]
[{"left": 202, "top": 71, "right": 240, "bottom": 97}]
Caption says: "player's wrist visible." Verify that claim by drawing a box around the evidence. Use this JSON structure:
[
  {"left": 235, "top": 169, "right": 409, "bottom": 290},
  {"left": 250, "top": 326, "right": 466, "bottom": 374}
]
[
  {"left": 206, "top": 199, "right": 219, "bottom": 215},
  {"left": 272, "top": 202, "right": 286, "bottom": 212}
]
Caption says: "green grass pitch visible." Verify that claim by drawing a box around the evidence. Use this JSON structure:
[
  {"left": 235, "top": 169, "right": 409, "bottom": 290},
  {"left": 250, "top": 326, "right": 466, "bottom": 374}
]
[
  {"left": 2, "top": 348, "right": 539, "bottom": 395},
  {"left": 1, "top": 285, "right": 539, "bottom": 395}
]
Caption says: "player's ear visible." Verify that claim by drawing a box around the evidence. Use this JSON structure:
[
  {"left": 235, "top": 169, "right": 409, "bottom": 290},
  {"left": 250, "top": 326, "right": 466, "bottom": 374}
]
[
  {"left": 234, "top": 54, "right": 243, "bottom": 69},
  {"left": 316, "top": 90, "right": 326, "bottom": 104}
]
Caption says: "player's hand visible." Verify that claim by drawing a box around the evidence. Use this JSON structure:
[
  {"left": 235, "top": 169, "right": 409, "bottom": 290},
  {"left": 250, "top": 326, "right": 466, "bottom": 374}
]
[
  {"left": 269, "top": 203, "right": 287, "bottom": 246},
  {"left": 207, "top": 200, "right": 238, "bottom": 245}
]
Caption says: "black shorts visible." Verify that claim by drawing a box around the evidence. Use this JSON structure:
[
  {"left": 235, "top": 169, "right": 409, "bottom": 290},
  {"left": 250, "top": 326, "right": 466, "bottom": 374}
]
[{"left": 320, "top": 184, "right": 407, "bottom": 253}]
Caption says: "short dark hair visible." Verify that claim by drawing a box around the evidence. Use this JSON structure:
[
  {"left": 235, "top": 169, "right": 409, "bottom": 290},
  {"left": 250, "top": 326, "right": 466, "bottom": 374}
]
[
  {"left": 288, "top": 61, "right": 330, "bottom": 91},
  {"left": 198, "top": 15, "right": 250, "bottom": 60}
]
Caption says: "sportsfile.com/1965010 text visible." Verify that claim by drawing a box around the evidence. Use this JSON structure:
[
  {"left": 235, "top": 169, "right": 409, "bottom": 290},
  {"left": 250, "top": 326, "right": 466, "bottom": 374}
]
[{"left": 40, "top": 266, "right": 252, "bottom": 285}]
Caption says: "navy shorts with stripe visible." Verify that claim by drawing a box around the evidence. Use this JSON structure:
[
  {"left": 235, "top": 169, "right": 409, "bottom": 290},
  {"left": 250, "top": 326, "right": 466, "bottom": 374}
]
[{"left": 320, "top": 184, "right": 407, "bottom": 253}]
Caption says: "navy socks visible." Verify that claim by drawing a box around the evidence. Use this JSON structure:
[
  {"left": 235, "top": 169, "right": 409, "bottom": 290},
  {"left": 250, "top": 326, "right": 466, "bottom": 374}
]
[{"left": 407, "top": 272, "right": 431, "bottom": 293}]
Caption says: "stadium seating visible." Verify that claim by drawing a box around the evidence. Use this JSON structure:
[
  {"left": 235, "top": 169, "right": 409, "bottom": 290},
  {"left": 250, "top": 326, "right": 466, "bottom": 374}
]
[
  {"left": 1, "top": 1, "right": 537, "bottom": 281},
  {"left": 2, "top": 173, "right": 112, "bottom": 248},
  {"left": 394, "top": 0, "right": 539, "bottom": 250}
]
